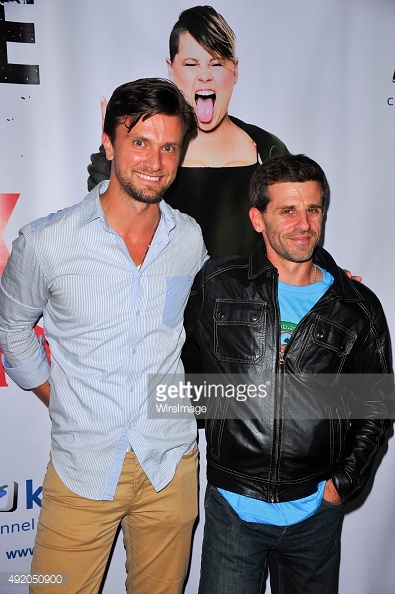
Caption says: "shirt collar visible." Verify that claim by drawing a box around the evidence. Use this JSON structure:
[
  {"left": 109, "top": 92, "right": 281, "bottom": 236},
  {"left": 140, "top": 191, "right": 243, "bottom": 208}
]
[{"left": 78, "top": 180, "right": 109, "bottom": 229}]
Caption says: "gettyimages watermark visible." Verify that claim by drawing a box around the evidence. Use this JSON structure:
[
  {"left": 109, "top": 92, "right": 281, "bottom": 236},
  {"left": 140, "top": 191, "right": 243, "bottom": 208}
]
[{"left": 147, "top": 373, "right": 394, "bottom": 420}]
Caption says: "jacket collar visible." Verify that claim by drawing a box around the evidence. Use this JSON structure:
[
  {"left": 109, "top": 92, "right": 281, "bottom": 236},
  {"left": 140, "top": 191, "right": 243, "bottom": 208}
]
[
  {"left": 248, "top": 240, "right": 275, "bottom": 279},
  {"left": 249, "top": 240, "right": 365, "bottom": 303}
]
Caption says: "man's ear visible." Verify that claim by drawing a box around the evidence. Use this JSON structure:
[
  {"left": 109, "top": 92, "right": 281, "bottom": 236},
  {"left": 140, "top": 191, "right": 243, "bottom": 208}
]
[
  {"left": 166, "top": 58, "right": 173, "bottom": 80},
  {"left": 249, "top": 207, "right": 265, "bottom": 233},
  {"left": 102, "top": 132, "right": 114, "bottom": 161}
]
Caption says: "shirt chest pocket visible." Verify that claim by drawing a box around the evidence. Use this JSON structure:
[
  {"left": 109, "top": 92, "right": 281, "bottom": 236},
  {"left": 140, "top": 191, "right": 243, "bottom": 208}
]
[
  {"left": 162, "top": 276, "right": 194, "bottom": 329},
  {"left": 295, "top": 317, "right": 357, "bottom": 385},
  {"left": 214, "top": 300, "right": 267, "bottom": 363}
]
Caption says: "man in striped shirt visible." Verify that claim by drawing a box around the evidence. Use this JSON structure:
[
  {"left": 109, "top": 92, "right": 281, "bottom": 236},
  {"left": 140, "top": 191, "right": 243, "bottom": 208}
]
[{"left": 0, "top": 78, "right": 207, "bottom": 594}]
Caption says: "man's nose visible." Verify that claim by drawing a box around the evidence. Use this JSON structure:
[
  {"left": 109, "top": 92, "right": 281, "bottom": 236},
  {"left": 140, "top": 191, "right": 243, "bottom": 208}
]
[
  {"left": 144, "top": 149, "right": 162, "bottom": 171},
  {"left": 296, "top": 210, "right": 311, "bottom": 229}
]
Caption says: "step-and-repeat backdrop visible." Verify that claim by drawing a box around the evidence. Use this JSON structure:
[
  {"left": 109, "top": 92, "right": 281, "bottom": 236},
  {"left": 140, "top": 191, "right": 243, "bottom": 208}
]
[{"left": 1, "top": 1, "right": 394, "bottom": 592}]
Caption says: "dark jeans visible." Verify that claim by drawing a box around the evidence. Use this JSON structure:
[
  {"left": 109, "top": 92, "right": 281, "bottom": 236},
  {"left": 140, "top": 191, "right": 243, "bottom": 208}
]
[{"left": 198, "top": 484, "right": 342, "bottom": 594}]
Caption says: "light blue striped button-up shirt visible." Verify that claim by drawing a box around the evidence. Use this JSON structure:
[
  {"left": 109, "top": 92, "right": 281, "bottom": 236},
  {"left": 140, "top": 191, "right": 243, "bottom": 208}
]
[{"left": 0, "top": 181, "right": 208, "bottom": 500}]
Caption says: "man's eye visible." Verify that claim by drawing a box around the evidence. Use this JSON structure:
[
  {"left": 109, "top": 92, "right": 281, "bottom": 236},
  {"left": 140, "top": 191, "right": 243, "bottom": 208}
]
[
  {"left": 134, "top": 140, "right": 144, "bottom": 147},
  {"left": 185, "top": 62, "right": 197, "bottom": 67},
  {"left": 163, "top": 146, "right": 175, "bottom": 153}
]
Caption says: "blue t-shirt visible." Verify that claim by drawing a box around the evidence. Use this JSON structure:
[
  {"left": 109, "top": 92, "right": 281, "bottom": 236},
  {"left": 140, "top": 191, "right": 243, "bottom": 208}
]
[{"left": 219, "top": 266, "right": 334, "bottom": 525}]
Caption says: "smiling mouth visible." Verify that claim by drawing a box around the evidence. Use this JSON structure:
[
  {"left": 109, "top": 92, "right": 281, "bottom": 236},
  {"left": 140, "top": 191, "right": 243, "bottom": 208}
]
[
  {"left": 195, "top": 91, "right": 216, "bottom": 123},
  {"left": 135, "top": 172, "right": 161, "bottom": 182}
]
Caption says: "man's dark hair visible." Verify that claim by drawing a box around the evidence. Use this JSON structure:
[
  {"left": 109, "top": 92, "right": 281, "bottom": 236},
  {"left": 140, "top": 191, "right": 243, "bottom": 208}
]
[
  {"left": 103, "top": 78, "right": 196, "bottom": 144},
  {"left": 169, "top": 5, "right": 236, "bottom": 63},
  {"left": 250, "top": 154, "right": 330, "bottom": 212}
]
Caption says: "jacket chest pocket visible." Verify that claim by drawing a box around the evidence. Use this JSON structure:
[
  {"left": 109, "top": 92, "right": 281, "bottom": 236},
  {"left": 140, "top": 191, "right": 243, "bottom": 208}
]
[
  {"left": 214, "top": 300, "right": 266, "bottom": 363},
  {"left": 296, "top": 316, "right": 356, "bottom": 385}
]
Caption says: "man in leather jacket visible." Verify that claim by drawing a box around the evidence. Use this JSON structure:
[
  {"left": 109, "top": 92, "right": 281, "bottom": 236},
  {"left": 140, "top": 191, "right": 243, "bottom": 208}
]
[{"left": 183, "top": 154, "right": 393, "bottom": 594}]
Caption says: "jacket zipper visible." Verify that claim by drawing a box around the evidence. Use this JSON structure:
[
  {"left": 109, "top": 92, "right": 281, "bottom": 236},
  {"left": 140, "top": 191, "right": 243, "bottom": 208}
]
[
  {"left": 270, "top": 281, "right": 333, "bottom": 502},
  {"left": 271, "top": 349, "right": 284, "bottom": 502}
]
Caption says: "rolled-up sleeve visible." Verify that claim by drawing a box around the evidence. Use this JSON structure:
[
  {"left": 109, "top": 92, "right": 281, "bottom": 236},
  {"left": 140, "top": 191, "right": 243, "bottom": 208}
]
[{"left": 0, "top": 227, "right": 50, "bottom": 389}]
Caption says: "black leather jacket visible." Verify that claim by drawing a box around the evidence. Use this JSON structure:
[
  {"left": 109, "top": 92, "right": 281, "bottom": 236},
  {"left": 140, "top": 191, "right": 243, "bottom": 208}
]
[{"left": 184, "top": 242, "right": 393, "bottom": 503}]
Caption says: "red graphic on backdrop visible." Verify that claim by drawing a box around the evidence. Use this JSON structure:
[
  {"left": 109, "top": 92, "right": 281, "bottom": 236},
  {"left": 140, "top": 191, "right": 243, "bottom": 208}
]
[
  {"left": 0, "top": 193, "right": 20, "bottom": 275},
  {"left": 0, "top": 193, "right": 20, "bottom": 386}
]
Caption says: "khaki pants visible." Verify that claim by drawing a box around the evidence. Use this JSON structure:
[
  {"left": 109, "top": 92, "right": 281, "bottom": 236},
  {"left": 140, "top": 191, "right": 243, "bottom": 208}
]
[{"left": 30, "top": 447, "right": 198, "bottom": 594}]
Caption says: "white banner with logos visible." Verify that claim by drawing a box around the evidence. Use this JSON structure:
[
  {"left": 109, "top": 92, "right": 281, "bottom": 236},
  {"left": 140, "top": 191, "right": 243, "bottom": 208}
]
[{"left": 0, "top": 1, "right": 394, "bottom": 592}]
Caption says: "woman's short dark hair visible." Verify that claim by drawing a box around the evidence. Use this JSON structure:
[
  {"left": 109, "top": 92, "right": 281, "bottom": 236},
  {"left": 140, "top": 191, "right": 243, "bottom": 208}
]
[
  {"left": 250, "top": 154, "right": 330, "bottom": 212},
  {"left": 169, "top": 5, "right": 236, "bottom": 63},
  {"left": 103, "top": 78, "right": 196, "bottom": 144}
]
